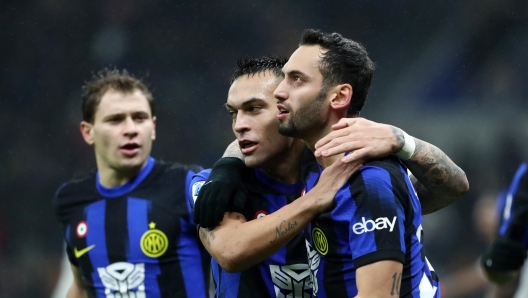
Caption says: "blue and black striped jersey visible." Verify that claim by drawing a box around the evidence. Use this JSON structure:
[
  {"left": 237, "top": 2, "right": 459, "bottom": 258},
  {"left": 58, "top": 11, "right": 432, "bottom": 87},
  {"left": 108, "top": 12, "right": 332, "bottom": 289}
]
[
  {"left": 54, "top": 157, "right": 211, "bottom": 298},
  {"left": 302, "top": 151, "right": 439, "bottom": 298},
  {"left": 189, "top": 168, "right": 312, "bottom": 298}
]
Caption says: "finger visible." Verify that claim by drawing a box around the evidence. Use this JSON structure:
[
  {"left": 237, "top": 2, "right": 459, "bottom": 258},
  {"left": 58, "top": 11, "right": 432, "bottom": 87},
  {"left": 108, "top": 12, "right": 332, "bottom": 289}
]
[
  {"left": 331, "top": 118, "right": 357, "bottom": 130},
  {"left": 211, "top": 188, "right": 232, "bottom": 228},
  {"left": 315, "top": 129, "right": 355, "bottom": 151},
  {"left": 319, "top": 140, "right": 362, "bottom": 157},
  {"left": 341, "top": 148, "right": 369, "bottom": 164}
]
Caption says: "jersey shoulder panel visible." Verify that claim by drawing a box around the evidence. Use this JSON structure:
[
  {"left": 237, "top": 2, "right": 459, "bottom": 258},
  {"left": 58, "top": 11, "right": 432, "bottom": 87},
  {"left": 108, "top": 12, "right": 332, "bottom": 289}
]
[
  {"left": 53, "top": 172, "right": 97, "bottom": 220},
  {"left": 188, "top": 168, "right": 212, "bottom": 209}
]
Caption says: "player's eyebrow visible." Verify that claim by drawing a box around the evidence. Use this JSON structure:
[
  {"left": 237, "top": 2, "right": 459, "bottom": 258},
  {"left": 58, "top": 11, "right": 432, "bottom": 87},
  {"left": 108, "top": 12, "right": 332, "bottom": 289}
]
[
  {"left": 284, "top": 69, "right": 309, "bottom": 79},
  {"left": 225, "top": 98, "right": 266, "bottom": 110},
  {"left": 102, "top": 112, "right": 126, "bottom": 121}
]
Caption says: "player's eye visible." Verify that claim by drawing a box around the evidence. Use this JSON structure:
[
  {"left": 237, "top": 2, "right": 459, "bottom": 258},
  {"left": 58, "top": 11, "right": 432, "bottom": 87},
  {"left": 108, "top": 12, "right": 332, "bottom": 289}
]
[
  {"left": 227, "top": 110, "right": 237, "bottom": 118},
  {"left": 134, "top": 114, "right": 148, "bottom": 121},
  {"left": 106, "top": 117, "right": 122, "bottom": 123},
  {"left": 248, "top": 106, "right": 262, "bottom": 112}
]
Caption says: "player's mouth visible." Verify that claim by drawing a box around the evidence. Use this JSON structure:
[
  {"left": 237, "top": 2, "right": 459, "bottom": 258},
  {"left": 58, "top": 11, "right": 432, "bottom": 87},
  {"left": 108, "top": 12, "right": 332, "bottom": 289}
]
[
  {"left": 239, "top": 139, "right": 258, "bottom": 154},
  {"left": 120, "top": 142, "right": 141, "bottom": 157},
  {"left": 276, "top": 103, "right": 289, "bottom": 120}
]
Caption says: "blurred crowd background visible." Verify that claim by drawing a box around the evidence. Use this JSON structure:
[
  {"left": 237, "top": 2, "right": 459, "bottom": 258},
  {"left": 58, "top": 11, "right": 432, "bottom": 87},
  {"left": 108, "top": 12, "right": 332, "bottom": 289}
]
[{"left": 1, "top": 1, "right": 527, "bottom": 297}]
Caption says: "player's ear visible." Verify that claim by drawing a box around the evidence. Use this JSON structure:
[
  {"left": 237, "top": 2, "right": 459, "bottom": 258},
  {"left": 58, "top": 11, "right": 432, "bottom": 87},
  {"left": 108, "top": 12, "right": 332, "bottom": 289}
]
[
  {"left": 330, "top": 83, "right": 352, "bottom": 111},
  {"left": 80, "top": 121, "right": 95, "bottom": 145},
  {"left": 151, "top": 116, "right": 157, "bottom": 141}
]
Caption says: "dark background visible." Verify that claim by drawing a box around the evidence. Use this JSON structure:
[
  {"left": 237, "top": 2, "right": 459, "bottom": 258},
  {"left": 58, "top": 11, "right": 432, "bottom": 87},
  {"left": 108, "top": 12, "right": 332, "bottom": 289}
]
[{"left": 1, "top": 1, "right": 527, "bottom": 297}]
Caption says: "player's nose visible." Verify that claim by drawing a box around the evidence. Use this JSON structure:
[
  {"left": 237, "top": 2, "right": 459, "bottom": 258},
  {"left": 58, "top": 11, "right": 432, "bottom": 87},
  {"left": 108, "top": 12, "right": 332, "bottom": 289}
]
[
  {"left": 123, "top": 116, "right": 138, "bottom": 136},
  {"left": 233, "top": 113, "right": 250, "bottom": 134},
  {"left": 273, "top": 79, "right": 288, "bottom": 102}
]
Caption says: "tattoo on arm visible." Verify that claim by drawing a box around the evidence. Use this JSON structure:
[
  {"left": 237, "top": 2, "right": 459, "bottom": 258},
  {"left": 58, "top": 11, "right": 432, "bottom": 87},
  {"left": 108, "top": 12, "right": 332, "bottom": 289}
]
[
  {"left": 199, "top": 228, "right": 215, "bottom": 248},
  {"left": 270, "top": 220, "right": 298, "bottom": 244},
  {"left": 403, "top": 138, "right": 469, "bottom": 214},
  {"left": 390, "top": 272, "right": 402, "bottom": 296},
  {"left": 390, "top": 126, "right": 405, "bottom": 152}
]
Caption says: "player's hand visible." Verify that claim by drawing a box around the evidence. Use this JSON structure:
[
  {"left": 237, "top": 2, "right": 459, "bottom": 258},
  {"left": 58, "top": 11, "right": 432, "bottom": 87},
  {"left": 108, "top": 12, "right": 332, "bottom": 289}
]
[
  {"left": 194, "top": 157, "right": 248, "bottom": 229},
  {"left": 314, "top": 117, "right": 403, "bottom": 164},
  {"left": 313, "top": 159, "right": 362, "bottom": 212}
]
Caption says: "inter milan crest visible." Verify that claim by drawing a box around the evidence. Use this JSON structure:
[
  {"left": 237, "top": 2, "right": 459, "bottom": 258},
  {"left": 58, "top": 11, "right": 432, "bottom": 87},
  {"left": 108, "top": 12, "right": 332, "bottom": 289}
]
[
  {"left": 140, "top": 222, "right": 168, "bottom": 258},
  {"left": 76, "top": 221, "right": 88, "bottom": 238},
  {"left": 312, "top": 227, "right": 328, "bottom": 255}
]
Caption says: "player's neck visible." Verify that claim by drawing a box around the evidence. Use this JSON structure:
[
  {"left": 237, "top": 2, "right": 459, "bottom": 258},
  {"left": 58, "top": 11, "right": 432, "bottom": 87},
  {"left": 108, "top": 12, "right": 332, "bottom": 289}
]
[
  {"left": 260, "top": 140, "right": 305, "bottom": 184},
  {"left": 97, "top": 160, "right": 147, "bottom": 188},
  {"left": 304, "top": 117, "right": 344, "bottom": 169}
]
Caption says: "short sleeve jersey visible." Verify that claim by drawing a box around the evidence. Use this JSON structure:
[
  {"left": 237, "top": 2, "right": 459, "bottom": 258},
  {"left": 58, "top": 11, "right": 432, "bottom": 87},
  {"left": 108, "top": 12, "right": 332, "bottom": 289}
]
[
  {"left": 54, "top": 157, "right": 211, "bottom": 298},
  {"left": 302, "top": 151, "right": 439, "bottom": 298},
  {"left": 189, "top": 168, "right": 312, "bottom": 298}
]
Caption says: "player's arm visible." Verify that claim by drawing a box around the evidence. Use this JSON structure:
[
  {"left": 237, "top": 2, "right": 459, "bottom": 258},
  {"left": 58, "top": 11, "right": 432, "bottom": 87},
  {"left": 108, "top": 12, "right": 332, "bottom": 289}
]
[
  {"left": 355, "top": 260, "right": 403, "bottom": 298},
  {"left": 198, "top": 159, "right": 360, "bottom": 272},
  {"left": 66, "top": 264, "right": 87, "bottom": 298},
  {"left": 314, "top": 117, "right": 469, "bottom": 214}
]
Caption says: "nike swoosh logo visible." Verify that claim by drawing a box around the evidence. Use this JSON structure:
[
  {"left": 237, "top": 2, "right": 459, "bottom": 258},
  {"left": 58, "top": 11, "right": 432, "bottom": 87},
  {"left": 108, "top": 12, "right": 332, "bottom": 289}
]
[{"left": 74, "top": 244, "right": 95, "bottom": 258}]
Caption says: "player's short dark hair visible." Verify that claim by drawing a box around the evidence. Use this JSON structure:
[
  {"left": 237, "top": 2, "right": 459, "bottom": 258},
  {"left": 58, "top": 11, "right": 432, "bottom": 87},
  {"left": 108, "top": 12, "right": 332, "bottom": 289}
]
[
  {"left": 82, "top": 68, "right": 154, "bottom": 123},
  {"left": 300, "top": 29, "right": 375, "bottom": 117},
  {"left": 230, "top": 56, "right": 288, "bottom": 83}
]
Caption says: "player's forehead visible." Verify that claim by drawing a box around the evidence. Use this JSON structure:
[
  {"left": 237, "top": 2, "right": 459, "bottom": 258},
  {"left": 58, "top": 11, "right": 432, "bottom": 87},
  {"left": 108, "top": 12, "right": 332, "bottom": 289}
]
[
  {"left": 283, "top": 45, "right": 324, "bottom": 76},
  {"left": 95, "top": 89, "right": 151, "bottom": 118},
  {"left": 227, "top": 72, "right": 280, "bottom": 107}
]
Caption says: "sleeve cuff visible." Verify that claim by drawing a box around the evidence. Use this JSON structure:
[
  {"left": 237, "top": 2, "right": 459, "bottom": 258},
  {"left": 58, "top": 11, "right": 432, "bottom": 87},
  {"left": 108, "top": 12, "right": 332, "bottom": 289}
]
[{"left": 353, "top": 249, "right": 405, "bottom": 269}]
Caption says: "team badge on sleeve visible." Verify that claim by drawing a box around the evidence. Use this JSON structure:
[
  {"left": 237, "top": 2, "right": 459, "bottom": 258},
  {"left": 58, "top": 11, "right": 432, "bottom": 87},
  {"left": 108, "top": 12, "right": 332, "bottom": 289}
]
[
  {"left": 191, "top": 181, "right": 205, "bottom": 203},
  {"left": 254, "top": 210, "right": 269, "bottom": 219},
  {"left": 76, "top": 221, "right": 88, "bottom": 238}
]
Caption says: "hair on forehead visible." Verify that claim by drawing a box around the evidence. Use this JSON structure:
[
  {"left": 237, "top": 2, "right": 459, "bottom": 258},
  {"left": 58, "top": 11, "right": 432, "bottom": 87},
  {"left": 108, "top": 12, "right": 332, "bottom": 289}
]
[
  {"left": 82, "top": 68, "right": 154, "bottom": 123},
  {"left": 230, "top": 56, "right": 288, "bottom": 84}
]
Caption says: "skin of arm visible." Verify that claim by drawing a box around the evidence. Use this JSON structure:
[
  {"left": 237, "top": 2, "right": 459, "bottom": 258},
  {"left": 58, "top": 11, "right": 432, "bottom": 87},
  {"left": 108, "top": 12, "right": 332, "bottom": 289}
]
[
  {"left": 198, "top": 159, "right": 361, "bottom": 273},
  {"left": 314, "top": 117, "right": 469, "bottom": 214},
  {"left": 222, "top": 139, "right": 244, "bottom": 159},
  {"left": 66, "top": 264, "right": 87, "bottom": 298},
  {"left": 354, "top": 260, "right": 403, "bottom": 298}
]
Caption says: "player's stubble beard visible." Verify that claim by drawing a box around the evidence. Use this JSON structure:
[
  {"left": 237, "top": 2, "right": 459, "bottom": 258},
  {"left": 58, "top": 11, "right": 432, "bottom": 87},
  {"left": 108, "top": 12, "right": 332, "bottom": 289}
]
[{"left": 278, "top": 87, "right": 327, "bottom": 139}]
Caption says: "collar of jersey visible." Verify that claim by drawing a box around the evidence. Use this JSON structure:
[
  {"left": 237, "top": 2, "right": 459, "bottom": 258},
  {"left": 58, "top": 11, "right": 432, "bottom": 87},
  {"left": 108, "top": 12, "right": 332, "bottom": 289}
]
[
  {"left": 96, "top": 156, "right": 155, "bottom": 198},
  {"left": 254, "top": 168, "right": 304, "bottom": 195}
]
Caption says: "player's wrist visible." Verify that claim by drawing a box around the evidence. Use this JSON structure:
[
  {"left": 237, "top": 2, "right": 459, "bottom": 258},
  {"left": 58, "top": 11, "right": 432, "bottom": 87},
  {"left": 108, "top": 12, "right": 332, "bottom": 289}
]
[{"left": 394, "top": 130, "right": 416, "bottom": 160}]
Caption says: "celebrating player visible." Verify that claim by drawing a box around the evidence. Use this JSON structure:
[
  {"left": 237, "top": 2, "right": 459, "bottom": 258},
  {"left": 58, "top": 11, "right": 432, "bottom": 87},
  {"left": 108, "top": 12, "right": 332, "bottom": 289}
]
[
  {"left": 192, "top": 51, "right": 468, "bottom": 296},
  {"left": 54, "top": 69, "right": 210, "bottom": 297},
  {"left": 273, "top": 29, "right": 442, "bottom": 297}
]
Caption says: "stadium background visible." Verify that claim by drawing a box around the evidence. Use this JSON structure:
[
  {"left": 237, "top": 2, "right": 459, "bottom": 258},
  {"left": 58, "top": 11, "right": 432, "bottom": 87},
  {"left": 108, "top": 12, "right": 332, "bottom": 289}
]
[{"left": 1, "top": 1, "right": 527, "bottom": 297}]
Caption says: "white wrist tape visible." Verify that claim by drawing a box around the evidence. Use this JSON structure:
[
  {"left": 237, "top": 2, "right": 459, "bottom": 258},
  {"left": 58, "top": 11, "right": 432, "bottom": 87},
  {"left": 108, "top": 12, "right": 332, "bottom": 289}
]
[{"left": 395, "top": 131, "right": 416, "bottom": 160}]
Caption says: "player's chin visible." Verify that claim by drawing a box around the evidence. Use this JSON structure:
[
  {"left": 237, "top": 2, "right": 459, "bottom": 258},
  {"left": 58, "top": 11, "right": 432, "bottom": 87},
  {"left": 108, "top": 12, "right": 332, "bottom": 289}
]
[
  {"left": 119, "top": 155, "right": 148, "bottom": 169},
  {"left": 243, "top": 155, "right": 266, "bottom": 169}
]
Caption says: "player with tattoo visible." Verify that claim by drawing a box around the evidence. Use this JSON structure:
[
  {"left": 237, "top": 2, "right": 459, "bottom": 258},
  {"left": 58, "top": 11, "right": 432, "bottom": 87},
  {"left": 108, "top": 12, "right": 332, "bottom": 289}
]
[
  {"left": 273, "top": 29, "right": 444, "bottom": 297},
  {"left": 191, "top": 53, "right": 468, "bottom": 297}
]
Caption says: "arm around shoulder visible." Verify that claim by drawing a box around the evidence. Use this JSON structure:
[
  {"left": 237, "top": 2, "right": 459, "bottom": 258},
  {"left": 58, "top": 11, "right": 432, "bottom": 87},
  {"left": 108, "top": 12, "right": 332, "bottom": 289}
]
[{"left": 403, "top": 136, "right": 469, "bottom": 214}]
